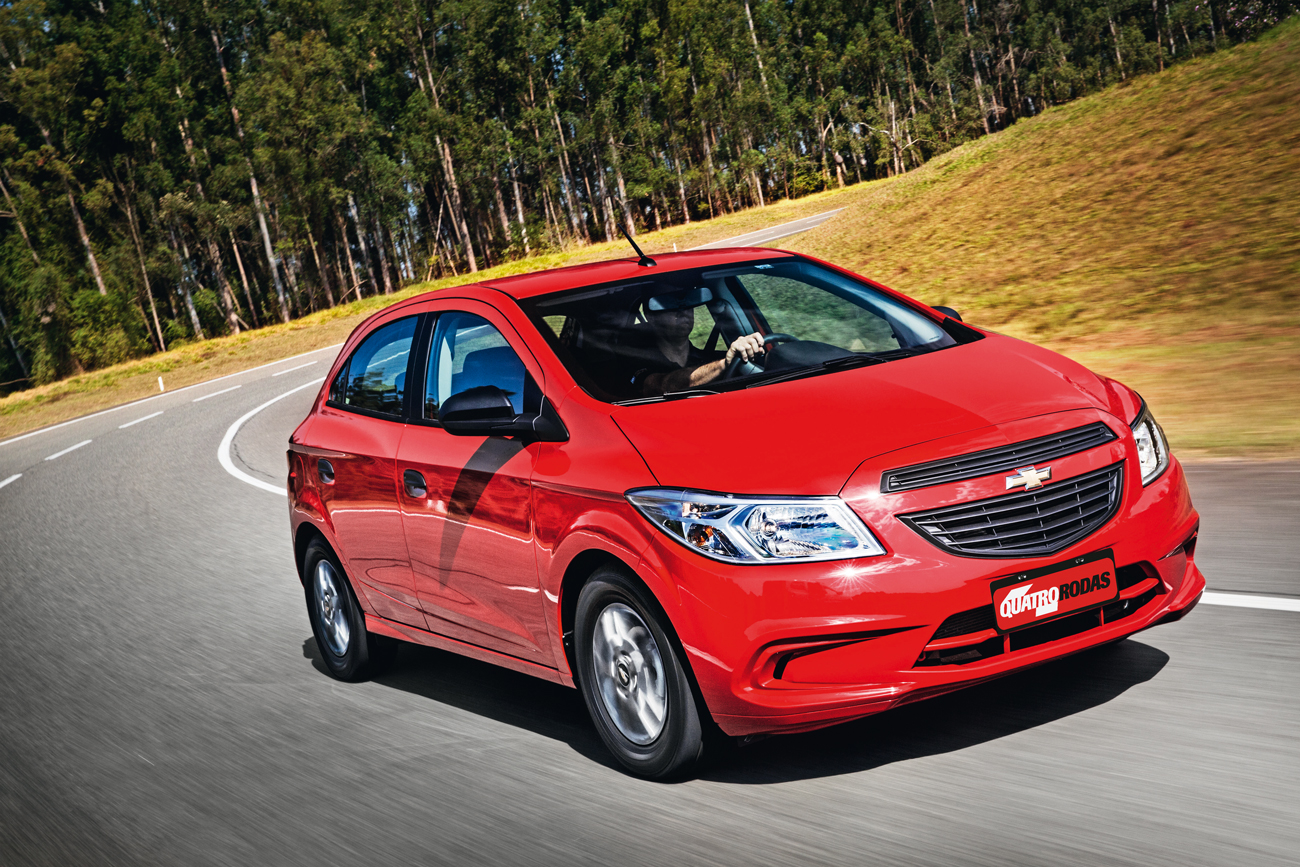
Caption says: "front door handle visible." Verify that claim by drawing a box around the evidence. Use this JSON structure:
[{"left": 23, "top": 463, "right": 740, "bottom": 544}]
[
  {"left": 403, "top": 469, "right": 428, "bottom": 499},
  {"left": 317, "top": 459, "right": 335, "bottom": 485}
]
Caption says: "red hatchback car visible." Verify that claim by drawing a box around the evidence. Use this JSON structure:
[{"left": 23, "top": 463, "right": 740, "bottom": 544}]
[{"left": 287, "top": 248, "right": 1205, "bottom": 778}]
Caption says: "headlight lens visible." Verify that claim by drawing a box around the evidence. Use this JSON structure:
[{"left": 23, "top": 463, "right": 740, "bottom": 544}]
[
  {"left": 1131, "top": 402, "right": 1170, "bottom": 485},
  {"left": 625, "top": 488, "right": 886, "bottom": 563}
]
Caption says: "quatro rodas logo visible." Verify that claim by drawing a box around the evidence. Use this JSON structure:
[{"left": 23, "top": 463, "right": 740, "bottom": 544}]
[
  {"left": 999, "top": 582, "right": 1059, "bottom": 620},
  {"left": 1005, "top": 465, "right": 1052, "bottom": 491},
  {"left": 992, "top": 555, "right": 1118, "bottom": 631}
]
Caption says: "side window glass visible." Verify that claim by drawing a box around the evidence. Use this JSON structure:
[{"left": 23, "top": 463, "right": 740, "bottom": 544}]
[
  {"left": 336, "top": 316, "right": 417, "bottom": 416},
  {"left": 426, "top": 312, "right": 528, "bottom": 417}
]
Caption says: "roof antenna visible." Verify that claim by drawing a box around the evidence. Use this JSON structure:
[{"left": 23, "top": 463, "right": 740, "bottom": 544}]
[{"left": 614, "top": 206, "right": 656, "bottom": 267}]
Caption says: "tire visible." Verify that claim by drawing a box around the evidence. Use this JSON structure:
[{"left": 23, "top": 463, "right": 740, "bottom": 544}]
[
  {"left": 575, "top": 565, "right": 706, "bottom": 779},
  {"left": 303, "top": 537, "right": 398, "bottom": 682}
]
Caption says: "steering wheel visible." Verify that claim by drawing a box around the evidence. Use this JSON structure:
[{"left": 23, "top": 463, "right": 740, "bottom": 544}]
[{"left": 722, "top": 333, "right": 796, "bottom": 379}]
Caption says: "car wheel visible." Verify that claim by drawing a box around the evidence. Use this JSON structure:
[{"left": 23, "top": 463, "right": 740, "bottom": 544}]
[
  {"left": 575, "top": 565, "right": 706, "bottom": 779},
  {"left": 303, "top": 538, "right": 397, "bottom": 681}
]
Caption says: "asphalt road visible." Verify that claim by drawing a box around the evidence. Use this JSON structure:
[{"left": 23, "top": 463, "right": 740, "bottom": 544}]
[
  {"left": 1, "top": 348, "right": 1297, "bottom": 867},
  {"left": 688, "top": 208, "right": 845, "bottom": 249}
]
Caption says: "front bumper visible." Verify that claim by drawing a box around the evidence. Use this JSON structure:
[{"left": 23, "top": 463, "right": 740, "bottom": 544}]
[{"left": 638, "top": 453, "right": 1204, "bottom": 738}]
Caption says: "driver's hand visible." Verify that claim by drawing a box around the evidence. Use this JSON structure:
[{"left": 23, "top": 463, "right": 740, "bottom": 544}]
[{"left": 725, "top": 332, "right": 766, "bottom": 366}]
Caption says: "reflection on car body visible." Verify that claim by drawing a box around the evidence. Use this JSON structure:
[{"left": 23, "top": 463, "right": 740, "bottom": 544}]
[{"left": 287, "top": 247, "right": 1205, "bottom": 779}]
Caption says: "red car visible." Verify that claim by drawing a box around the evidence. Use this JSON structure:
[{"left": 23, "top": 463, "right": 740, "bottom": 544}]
[{"left": 287, "top": 248, "right": 1204, "bottom": 778}]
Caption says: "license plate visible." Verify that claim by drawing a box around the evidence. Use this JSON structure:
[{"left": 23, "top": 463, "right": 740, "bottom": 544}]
[{"left": 991, "top": 549, "right": 1119, "bottom": 633}]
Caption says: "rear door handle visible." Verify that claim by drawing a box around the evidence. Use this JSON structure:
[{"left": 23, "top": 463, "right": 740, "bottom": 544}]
[
  {"left": 403, "top": 469, "right": 428, "bottom": 499},
  {"left": 317, "top": 459, "right": 335, "bottom": 484}
]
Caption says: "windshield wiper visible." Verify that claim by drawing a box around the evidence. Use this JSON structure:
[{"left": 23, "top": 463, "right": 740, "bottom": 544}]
[
  {"left": 745, "top": 349, "right": 920, "bottom": 389},
  {"left": 614, "top": 388, "right": 721, "bottom": 406}
]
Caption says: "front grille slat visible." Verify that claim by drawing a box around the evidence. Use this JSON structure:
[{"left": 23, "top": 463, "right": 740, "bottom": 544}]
[
  {"left": 926, "top": 487, "right": 1113, "bottom": 537},
  {"left": 940, "top": 497, "right": 1114, "bottom": 544},
  {"left": 882, "top": 422, "right": 1117, "bottom": 493},
  {"left": 898, "top": 463, "right": 1124, "bottom": 557},
  {"left": 912, "top": 476, "right": 1113, "bottom": 525}
]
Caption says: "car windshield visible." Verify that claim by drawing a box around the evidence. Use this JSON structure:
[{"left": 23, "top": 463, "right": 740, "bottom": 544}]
[{"left": 520, "top": 256, "right": 962, "bottom": 404}]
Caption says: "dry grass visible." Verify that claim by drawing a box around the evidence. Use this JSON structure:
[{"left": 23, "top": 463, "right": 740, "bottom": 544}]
[{"left": 3, "top": 20, "right": 1298, "bottom": 453}]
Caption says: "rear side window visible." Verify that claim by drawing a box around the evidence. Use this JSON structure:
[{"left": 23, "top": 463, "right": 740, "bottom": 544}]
[
  {"left": 330, "top": 316, "right": 418, "bottom": 417},
  {"left": 425, "top": 312, "right": 529, "bottom": 417}
]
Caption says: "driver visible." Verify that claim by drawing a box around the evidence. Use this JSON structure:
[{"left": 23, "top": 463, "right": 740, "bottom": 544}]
[{"left": 629, "top": 289, "right": 766, "bottom": 396}]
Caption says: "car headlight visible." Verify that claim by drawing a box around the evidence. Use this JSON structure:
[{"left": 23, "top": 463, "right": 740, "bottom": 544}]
[
  {"left": 625, "top": 488, "right": 886, "bottom": 563},
  {"left": 1130, "top": 401, "right": 1170, "bottom": 486}
]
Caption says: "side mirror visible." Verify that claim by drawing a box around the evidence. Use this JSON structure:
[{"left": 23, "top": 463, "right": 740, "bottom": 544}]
[
  {"left": 437, "top": 385, "right": 568, "bottom": 442},
  {"left": 933, "top": 305, "right": 963, "bottom": 322}
]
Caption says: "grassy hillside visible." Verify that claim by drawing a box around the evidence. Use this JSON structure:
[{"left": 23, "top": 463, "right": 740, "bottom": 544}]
[{"left": 3, "top": 19, "right": 1298, "bottom": 455}]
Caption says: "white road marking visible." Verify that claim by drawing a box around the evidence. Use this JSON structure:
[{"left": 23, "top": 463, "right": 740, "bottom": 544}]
[
  {"left": 0, "top": 343, "right": 342, "bottom": 450},
  {"left": 45, "top": 440, "right": 92, "bottom": 461},
  {"left": 218, "top": 379, "right": 324, "bottom": 496},
  {"left": 689, "top": 207, "right": 846, "bottom": 250},
  {"left": 119, "top": 411, "right": 164, "bottom": 429},
  {"left": 1202, "top": 592, "right": 1300, "bottom": 613},
  {"left": 192, "top": 385, "right": 242, "bottom": 402},
  {"left": 273, "top": 361, "right": 317, "bottom": 376},
  {"left": 0, "top": 473, "right": 20, "bottom": 489}
]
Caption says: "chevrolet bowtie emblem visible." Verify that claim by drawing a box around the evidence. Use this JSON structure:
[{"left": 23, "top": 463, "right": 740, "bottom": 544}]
[{"left": 1006, "top": 465, "right": 1052, "bottom": 491}]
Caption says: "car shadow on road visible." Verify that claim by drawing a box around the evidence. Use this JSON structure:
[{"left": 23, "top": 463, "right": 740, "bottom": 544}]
[
  {"left": 301, "top": 637, "right": 620, "bottom": 769},
  {"left": 703, "top": 638, "right": 1169, "bottom": 784},
  {"left": 303, "top": 635, "right": 1168, "bottom": 782}
]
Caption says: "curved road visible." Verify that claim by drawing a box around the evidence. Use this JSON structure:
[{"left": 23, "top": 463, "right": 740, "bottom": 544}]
[{"left": 1, "top": 346, "right": 1297, "bottom": 866}]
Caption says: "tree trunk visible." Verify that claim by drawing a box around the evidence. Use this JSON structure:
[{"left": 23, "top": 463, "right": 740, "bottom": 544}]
[
  {"left": 372, "top": 216, "right": 394, "bottom": 294},
  {"left": 334, "top": 209, "right": 362, "bottom": 300},
  {"left": 209, "top": 21, "right": 290, "bottom": 322},
  {"left": 743, "top": 0, "right": 770, "bottom": 93},
  {"left": 347, "top": 192, "right": 379, "bottom": 294},
  {"left": 0, "top": 167, "right": 41, "bottom": 267},
  {"left": 0, "top": 304, "right": 28, "bottom": 379},
  {"left": 167, "top": 224, "right": 205, "bottom": 339},
  {"left": 229, "top": 231, "right": 259, "bottom": 327},
  {"left": 120, "top": 194, "right": 166, "bottom": 351},
  {"left": 505, "top": 139, "right": 530, "bottom": 252},
  {"left": 608, "top": 133, "right": 634, "bottom": 235},
  {"left": 550, "top": 105, "right": 589, "bottom": 242},
  {"left": 1109, "top": 14, "right": 1126, "bottom": 79}
]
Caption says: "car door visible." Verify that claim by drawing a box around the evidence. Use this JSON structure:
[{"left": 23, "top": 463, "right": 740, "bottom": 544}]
[
  {"left": 313, "top": 313, "right": 427, "bottom": 630},
  {"left": 396, "top": 305, "right": 551, "bottom": 663}
]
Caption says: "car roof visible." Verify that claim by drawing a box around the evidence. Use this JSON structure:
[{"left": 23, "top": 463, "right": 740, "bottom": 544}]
[{"left": 408, "top": 247, "right": 797, "bottom": 304}]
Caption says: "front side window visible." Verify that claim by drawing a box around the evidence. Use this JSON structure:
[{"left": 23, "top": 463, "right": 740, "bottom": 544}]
[
  {"left": 522, "top": 256, "right": 966, "bottom": 403},
  {"left": 330, "top": 316, "right": 417, "bottom": 416},
  {"left": 425, "top": 312, "right": 529, "bottom": 418}
]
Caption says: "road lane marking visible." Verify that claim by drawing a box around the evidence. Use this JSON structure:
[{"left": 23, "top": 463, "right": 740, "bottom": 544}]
[
  {"left": 45, "top": 440, "right": 92, "bottom": 461},
  {"left": 192, "top": 385, "right": 242, "bottom": 402},
  {"left": 0, "top": 343, "right": 342, "bottom": 450},
  {"left": 218, "top": 379, "right": 323, "bottom": 496},
  {"left": 689, "top": 208, "right": 845, "bottom": 250},
  {"left": 1202, "top": 592, "right": 1300, "bottom": 612},
  {"left": 273, "top": 361, "right": 317, "bottom": 376},
  {"left": 0, "top": 473, "right": 20, "bottom": 489},
  {"left": 119, "top": 411, "right": 164, "bottom": 429}
]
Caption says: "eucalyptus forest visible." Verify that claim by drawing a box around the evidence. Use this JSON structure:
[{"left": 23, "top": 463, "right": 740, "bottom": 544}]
[{"left": 0, "top": 0, "right": 1292, "bottom": 389}]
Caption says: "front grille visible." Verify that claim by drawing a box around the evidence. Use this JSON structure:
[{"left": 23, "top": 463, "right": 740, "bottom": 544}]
[
  {"left": 898, "top": 463, "right": 1124, "bottom": 558},
  {"left": 881, "top": 423, "right": 1117, "bottom": 493}
]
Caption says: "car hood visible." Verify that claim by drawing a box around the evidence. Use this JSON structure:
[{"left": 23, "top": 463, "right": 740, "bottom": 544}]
[{"left": 609, "top": 333, "right": 1135, "bottom": 496}]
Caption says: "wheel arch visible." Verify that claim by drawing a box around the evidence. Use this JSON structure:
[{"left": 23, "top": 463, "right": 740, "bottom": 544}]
[
  {"left": 293, "top": 522, "right": 330, "bottom": 586},
  {"left": 558, "top": 548, "right": 717, "bottom": 730}
]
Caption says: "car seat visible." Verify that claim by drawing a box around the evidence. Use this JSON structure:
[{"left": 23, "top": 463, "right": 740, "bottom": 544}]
[{"left": 453, "top": 346, "right": 526, "bottom": 413}]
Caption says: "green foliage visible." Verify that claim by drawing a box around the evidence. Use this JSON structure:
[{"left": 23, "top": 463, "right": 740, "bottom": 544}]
[{"left": 0, "top": 0, "right": 1294, "bottom": 394}]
